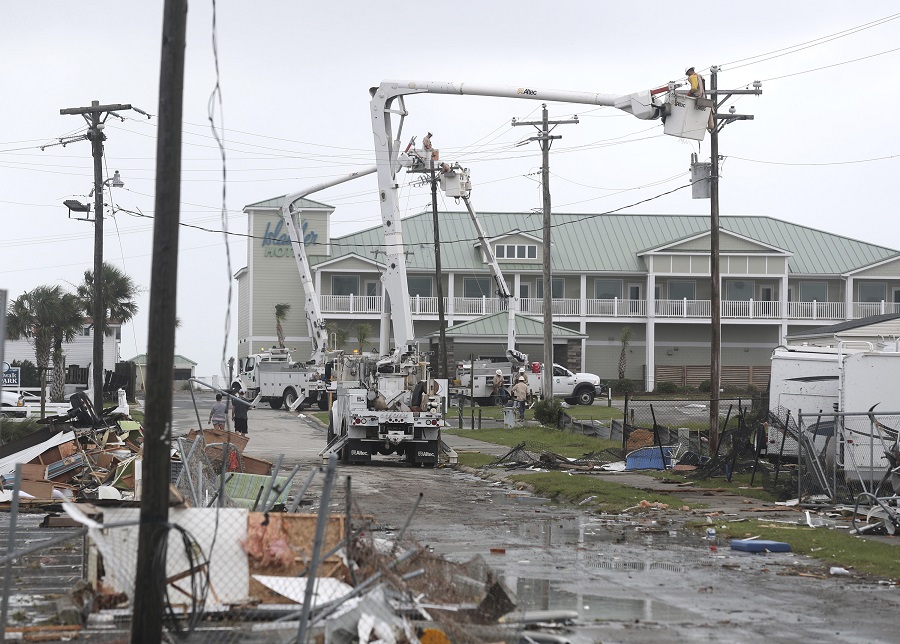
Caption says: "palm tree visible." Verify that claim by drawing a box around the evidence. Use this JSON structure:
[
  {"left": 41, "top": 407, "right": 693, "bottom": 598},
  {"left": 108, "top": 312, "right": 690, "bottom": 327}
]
[
  {"left": 618, "top": 326, "right": 631, "bottom": 381},
  {"left": 6, "top": 286, "right": 65, "bottom": 410},
  {"left": 325, "top": 321, "right": 348, "bottom": 350},
  {"left": 50, "top": 292, "right": 86, "bottom": 402},
  {"left": 77, "top": 262, "right": 140, "bottom": 337},
  {"left": 355, "top": 322, "right": 372, "bottom": 354},
  {"left": 274, "top": 303, "right": 291, "bottom": 349}
]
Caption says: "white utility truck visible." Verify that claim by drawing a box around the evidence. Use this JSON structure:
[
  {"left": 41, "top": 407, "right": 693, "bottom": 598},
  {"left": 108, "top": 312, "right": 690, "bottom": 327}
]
[
  {"left": 767, "top": 342, "right": 900, "bottom": 482},
  {"left": 457, "top": 359, "right": 604, "bottom": 406},
  {"left": 321, "top": 77, "right": 699, "bottom": 465},
  {"left": 233, "top": 348, "right": 330, "bottom": 411}
]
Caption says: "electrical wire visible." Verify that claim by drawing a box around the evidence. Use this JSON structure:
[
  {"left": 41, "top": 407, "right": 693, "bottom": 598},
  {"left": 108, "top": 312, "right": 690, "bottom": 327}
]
[
  {"left": 727, "top": 153, "right": 900, "bottom": 166},
  {"left": 719, "top": 11, "right": 900, "bottom": 72}
]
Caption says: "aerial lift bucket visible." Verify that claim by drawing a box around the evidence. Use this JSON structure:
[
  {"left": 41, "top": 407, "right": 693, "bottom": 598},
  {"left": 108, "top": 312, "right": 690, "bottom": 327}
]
[{"left": 663, "top": 94, "right": 710, "bottom": 141}]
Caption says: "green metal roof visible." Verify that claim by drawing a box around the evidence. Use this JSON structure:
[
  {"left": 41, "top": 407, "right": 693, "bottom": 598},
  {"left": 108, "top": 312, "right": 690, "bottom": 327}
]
[
  {"left": 432, "top": 313, "right": 585, "bottom": 339},
  {"left": 244, "top": 195, "right": 333, "bottom": 210},
  {"left": 128, "top": 354, "right": 197, "bottom": 366},
  {"left": 314, "top": 211, "right": 899, "bottom": 275}
]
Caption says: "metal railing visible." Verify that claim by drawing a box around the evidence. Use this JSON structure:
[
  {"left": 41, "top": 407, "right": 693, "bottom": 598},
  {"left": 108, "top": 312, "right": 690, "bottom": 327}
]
[{"left": 316, "top": 294, "right": 871, "bottom": 322}]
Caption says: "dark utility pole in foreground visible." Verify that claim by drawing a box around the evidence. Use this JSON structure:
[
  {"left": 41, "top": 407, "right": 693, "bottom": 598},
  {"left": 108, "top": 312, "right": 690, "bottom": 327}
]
[
  {"left": 430, "top": 156, "right": 448, "bottom": 379},
  {"left": 130, "top": 1, "right": 187, "bottom": 642},
  {"left": 60, "top": 100, "right": 133, "bottom": 413},
  {"left": 704, "top": 66, "right": 761, "bottom": 452},
  {"left": 512, "top": 105, "right": 578, "bottom": 398}
]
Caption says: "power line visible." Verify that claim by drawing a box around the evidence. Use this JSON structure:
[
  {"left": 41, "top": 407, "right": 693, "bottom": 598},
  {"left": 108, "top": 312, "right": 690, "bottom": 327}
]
[{"left": 728, "top": 153, "right": 900, "bottom": 166}]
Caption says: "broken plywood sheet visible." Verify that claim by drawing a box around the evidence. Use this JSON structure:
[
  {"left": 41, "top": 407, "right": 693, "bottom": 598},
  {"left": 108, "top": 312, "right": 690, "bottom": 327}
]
[
  {"left": 76, "top": 506, "right": 250, "bottom": 606},
  {"left": 246, "top": 512, "right": 347, "bottom": 604}
]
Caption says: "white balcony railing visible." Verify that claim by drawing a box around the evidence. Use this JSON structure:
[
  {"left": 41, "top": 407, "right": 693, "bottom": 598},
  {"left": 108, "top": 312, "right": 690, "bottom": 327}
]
[
  {"left": 655, "top": 299, "right": 712, "bottom": 318},
  {"left": 518, "top": 298, "right": 581, "bottom": 316},
  {"left": 585, "top": 298, "right": 646, "bottom": 317},
  {"left": 786, "top": 300, "right": 844, "bottom": 320},
  {"left": 320, "top": 294, "right": 382, "bottom": 314},
  {"left": 853, "top": 301, "right": 900, "bottom": 318},
  {"left": 316, "top": 294, "right": 860, "bottom": 322}
]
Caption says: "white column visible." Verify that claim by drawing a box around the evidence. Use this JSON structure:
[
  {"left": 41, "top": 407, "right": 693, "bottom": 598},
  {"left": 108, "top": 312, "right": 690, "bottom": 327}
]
[
  {"left": 447, "top": 272, "right": 455, "bottom": 323},
  {"left": 845, "top": 276, "right": 854, "bottom": 320},
  {"left": 646, "top": 321, "right": 656, "bottom": 392}
]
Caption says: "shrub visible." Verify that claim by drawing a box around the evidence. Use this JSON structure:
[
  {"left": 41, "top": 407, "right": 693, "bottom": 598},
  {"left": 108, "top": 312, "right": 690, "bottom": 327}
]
[
  {"left": 698, "top": 380, "right": 711, "bottom": 393},
  {"left": 613, "top": 378, "right": 636, "bottom": 395},
  {"left": 533, "top": 397, "right": 565, "bottom": 426},
  {"left": 655, "top": 381, "right": 678, "bottom": 394}
]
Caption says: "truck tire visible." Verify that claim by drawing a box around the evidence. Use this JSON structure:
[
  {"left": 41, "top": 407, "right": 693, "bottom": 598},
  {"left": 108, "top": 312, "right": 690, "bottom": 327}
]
[
  {"left": 283, "top": 387, "right": 298, "bottom": 410},
  {"left": 327, "top": 412, "right": 335, "bottom": 444},
  {"left": 574, "top": 386, "right": 595, "bottom": 406},
  {"left": 269, "top": 397, "right": 283, "bottom": 410},
  {"left": 231, "top": 382, "right": 242, "bottom": 394},
  {"left": 317, "top": 396, "right": 329, "bottom": 411}
]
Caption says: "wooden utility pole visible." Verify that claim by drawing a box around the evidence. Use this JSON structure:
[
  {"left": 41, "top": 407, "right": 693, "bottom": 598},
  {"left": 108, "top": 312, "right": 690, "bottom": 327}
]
[
  {"left": 512, "top": 105, "right": 578, "bottom": 398},
  {"left": 709, "top": 67, "right": 721, "bottom": 454},
  {"left": 130, "top": 1, "right": 187, "bottom": 642},
  {"left": 704, "top": 66, "right": 762, "bottom": 452},
  {"left": 60, "top": 101, "right": 133, "bottom": 413},
  {"left": 430, "top": 157, "right": 448, "bottom": 379}
]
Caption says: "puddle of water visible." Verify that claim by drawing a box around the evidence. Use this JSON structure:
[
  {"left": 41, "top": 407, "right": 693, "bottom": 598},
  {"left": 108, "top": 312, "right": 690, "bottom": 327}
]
[{"left": 512, "top": 577, "right": 689, "bottom": 623}]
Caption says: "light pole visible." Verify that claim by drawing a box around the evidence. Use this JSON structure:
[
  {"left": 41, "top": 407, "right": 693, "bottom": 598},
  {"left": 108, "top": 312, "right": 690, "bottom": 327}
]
[{"left": 63, "top": 170, "right": 124, "bottom": 410}]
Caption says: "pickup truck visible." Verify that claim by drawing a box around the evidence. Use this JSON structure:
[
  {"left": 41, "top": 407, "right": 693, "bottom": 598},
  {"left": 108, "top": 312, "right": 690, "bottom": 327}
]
[
  {"left": 1, "top": 390, "right": 25, "bottom": 417},
  {"left": 455, "top": 360, "right": 604, "bottom": 406}
]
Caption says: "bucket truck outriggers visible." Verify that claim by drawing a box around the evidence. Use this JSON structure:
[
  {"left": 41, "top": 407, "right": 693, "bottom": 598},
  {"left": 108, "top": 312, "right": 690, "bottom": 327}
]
[{"left": 323, "top": 78, "right": 700, "bottom": 464}]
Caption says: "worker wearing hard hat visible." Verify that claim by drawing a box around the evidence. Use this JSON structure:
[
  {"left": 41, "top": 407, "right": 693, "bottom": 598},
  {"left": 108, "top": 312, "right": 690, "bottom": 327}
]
[
  {"left": 491, "top": 369, "right": 506, "bottom": 406},
  {"left": 685, "top": 66, "right": 706, "bottom": 98},
  {"left": 515, "top": 366, "right": 529, "bottom": 385}
]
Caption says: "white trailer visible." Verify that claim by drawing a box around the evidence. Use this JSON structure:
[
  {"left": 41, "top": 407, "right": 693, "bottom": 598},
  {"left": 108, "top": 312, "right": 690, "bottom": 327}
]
[{"left": 768, "top": 343, "right": 900, "bottom": 481}]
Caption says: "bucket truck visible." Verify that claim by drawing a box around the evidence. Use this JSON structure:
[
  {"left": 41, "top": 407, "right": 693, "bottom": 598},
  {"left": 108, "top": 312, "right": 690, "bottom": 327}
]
[
  {"left": 434, "top": 162, "right": 604, "bottom": 405},
  {"left": 322, "top": 78, "right": 697, "bottom": 464},
  {"left": 234, "top": 169, "right": 376, "bottom": 411}
]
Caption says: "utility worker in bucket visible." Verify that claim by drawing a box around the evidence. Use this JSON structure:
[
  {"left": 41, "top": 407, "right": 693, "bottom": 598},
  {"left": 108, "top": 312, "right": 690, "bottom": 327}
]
[{"left": 686, "top": 66, "right": 705, "bottom": 98}]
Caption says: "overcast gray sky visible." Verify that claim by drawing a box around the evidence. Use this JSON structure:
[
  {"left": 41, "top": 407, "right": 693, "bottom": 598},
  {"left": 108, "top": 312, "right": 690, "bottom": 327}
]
[{"left": 3, "top": 2, "right": 899, "bottom": 378}]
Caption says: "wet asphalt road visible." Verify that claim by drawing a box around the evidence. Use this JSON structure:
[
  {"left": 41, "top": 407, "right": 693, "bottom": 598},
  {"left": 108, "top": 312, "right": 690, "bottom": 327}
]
[{"left": 158, "top": 392, "right": 900, "bottom": 644}]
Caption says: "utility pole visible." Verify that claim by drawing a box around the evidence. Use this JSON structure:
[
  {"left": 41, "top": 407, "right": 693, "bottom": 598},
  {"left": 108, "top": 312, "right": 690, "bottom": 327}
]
[
  {"left": 512, "top": 105, "right": 578, "bottom": 398},
  {"left": 703, "top": 66, "right": 762, "bottom": 453},
  {"left": 430, "top": 155, "right": 448, "bottom": 379},
  {"left": 130, "top": 2, "right": 187, "bottom": 642},
  {"left": 60, "top": 100, "right": 133, "bottom": 413}
]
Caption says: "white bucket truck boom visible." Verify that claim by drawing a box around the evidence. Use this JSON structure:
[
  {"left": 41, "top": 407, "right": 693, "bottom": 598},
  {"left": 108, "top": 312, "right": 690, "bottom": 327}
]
[{"left": 322, "top": 78, "right": 696, "bottom": 464}]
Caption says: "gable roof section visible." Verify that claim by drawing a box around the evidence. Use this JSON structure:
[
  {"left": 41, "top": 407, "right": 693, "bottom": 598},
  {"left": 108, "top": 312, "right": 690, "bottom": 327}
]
[
  {"left": 432, "top": 313, "right": 586, "bottom": 339},
  {"left": 128, "top": 354, "right": 197, "bottom": 366},
  {"left": 641, "top": 229, "right": 791, "bottom": 255},
  {"left": 324, "top": 212, "right": 899, "bottom": 275},
  {"left": 311, "top": 252, "right": 383, "bottom": 270},
  {"left": 244, "top": 195, "right": 333, "bottom": 211}
]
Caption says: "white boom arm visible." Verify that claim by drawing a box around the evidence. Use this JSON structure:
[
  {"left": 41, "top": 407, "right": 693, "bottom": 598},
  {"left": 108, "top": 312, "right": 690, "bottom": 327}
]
[
  {"left": 280, "top": 167, "right": 377, "bottom": 365},
  {"left": 369, "top": 80, "right": 661, "bottom": 357},
  {"left": 459, "top": 193, "right": 520, "bottom": 355}
]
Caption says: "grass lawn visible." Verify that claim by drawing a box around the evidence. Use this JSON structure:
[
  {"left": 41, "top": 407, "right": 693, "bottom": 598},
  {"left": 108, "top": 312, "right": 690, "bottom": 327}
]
[
  {"left": 705, "top": 519, "right": 900, "bottom": 579},
  {"left": 457, "top": 452, "right": 497, "bottom": 468},
  {"left": 508, "top": 471, "right": 687, "bottom": 514},
  {"left": 446, "top": 426, "right": 621, "bottom": 458},
  {"left": 451, "top": 403, "right": 622, "bottom": 423},
  {"left": 649, "top": 470, "right": 777, "bottom": 502}
]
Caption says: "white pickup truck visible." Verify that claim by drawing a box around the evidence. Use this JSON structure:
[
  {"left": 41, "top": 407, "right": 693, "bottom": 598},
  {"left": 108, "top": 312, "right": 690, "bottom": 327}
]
[
  {"left": 1, "top": 390, "right": 25, "bottom": 417},
  {"left": 456, "top": 360, "right": 604, "bottom": 406}
]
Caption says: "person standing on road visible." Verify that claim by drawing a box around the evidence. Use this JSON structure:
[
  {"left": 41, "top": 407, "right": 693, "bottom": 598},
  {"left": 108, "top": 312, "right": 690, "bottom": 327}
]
[
  {"left": 208, "top": 393, "right": 227, "bottom": 430},
  {"left": 492, "top": 369, "right": 505, "bottom": 406},
  {"left": 232, "top": 390, "right": 253, "bottom": 436},
  {"left": 511, "top": 379, "right": 529, "bottom": 421}
]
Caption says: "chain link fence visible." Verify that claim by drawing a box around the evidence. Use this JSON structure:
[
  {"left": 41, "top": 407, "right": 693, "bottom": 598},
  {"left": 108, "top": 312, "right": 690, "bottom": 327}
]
[{"left": 0, "top": 442, "right": 550, "bottom": 643}]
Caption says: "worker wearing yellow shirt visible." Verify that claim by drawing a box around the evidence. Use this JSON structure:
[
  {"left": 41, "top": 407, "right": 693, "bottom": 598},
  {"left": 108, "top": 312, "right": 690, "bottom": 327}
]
[{"left": 686, "top": 66, "right": 705, "bottom": 98}]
